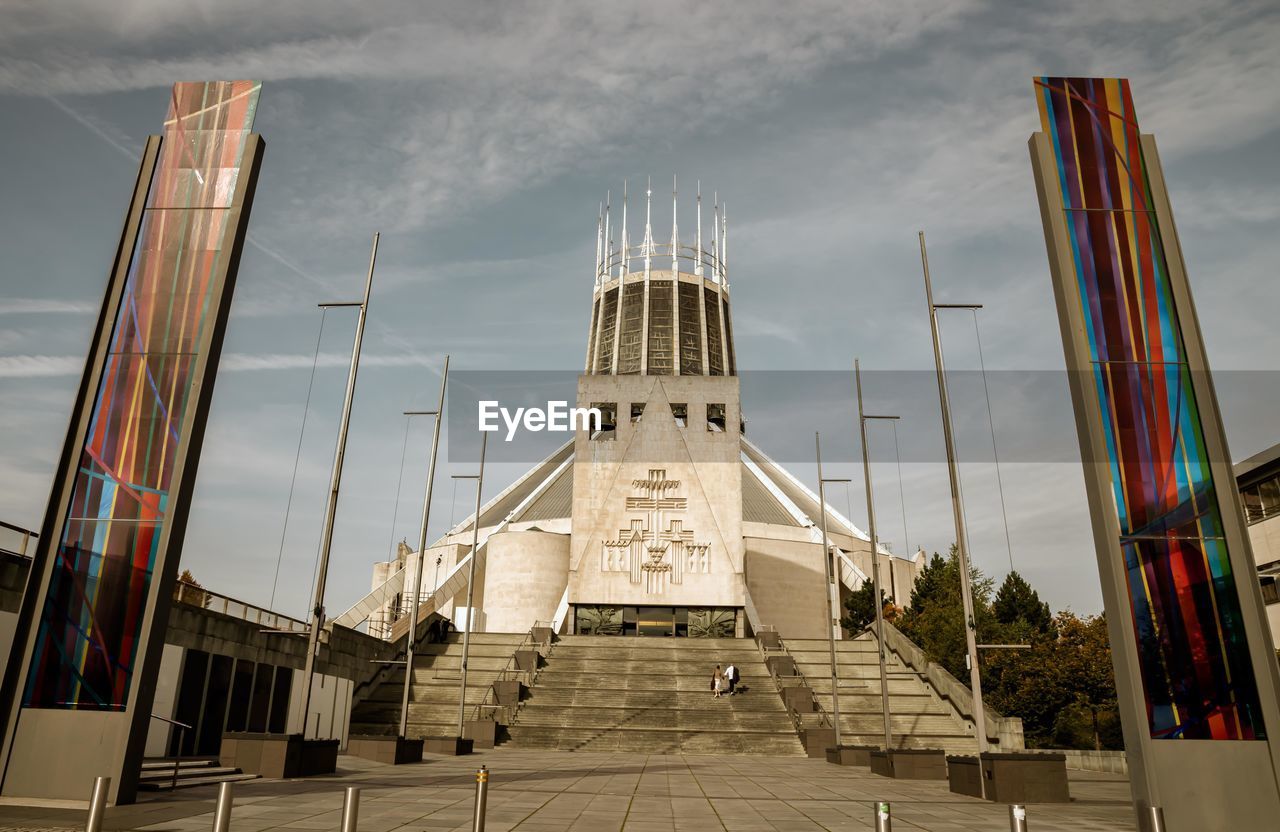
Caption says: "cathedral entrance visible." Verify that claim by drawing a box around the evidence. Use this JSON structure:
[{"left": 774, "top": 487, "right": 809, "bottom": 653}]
[{"left": 573, "top": 606, "right": 737, "bottom": 637}]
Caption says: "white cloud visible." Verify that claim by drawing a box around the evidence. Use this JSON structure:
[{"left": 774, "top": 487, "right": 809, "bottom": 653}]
[{"left": 0, "top": 299, "right": 96, "bottom": 315}]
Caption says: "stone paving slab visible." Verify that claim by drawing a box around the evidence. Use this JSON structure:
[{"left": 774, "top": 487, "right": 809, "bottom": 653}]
[{"left": 0, "top": 749, "right": 1136, "bottom": 831}]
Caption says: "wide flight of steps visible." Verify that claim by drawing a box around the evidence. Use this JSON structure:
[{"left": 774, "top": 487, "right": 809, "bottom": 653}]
[
  {"left": 505, "top": 636, "right": 805, "bottom": 756},
  {"left": 786, "top": 633, "right": 979, "bottom": 754},
  {"left": 349, "top": 632, "right": 528, "bottom": 737}
]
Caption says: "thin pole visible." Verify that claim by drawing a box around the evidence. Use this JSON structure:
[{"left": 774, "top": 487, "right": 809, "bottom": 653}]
[
  {"left": 300, "top": 232, "right": 379, "bottom": 737},
  {"left": 400, "top": 356, "right": 450, "bottom": 738},
  {"left": 457, "top": 431, "right": 488, "bottom": 737},
  {"left": 815, "top": 433, "right": 842, "bottom": 748},
  {"left": 855, "top": 359, "right": 893, "bottom": 750},
  {"left": 919, "top": 231, "right": 989, "bottom": 765}
]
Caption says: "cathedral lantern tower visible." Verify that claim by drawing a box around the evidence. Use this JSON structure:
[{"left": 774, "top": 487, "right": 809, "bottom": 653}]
[{"left": 585, "top": 179, "right": 735, "bottom": 377}]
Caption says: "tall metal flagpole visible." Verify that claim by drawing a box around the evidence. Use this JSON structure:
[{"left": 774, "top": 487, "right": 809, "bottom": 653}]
[
  {"left": 919, "top": 231, "right": 989, "bottom": 766},
  {"left": 815, "top": 433, "right": 844, "bottom": 748},
  {"left": 456, "top": 431, "right": 488, "bottom": 738},
  {"left": 398, "top": 355, "right": 449, "bottom": 739},
  {"left": 299, "top": 232, "right": 379, "bottom": 738},
  {"left": 855, "top": 359, "right": 897, "bottom": 750}
]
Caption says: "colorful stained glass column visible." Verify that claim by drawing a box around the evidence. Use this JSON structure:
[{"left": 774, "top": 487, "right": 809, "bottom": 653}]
[
  {"left": 1029, "top": 76, "right": 1280, "bottom": 829},
  {"left": 0, "top": 82, "right": 264, "bottom": 804}
]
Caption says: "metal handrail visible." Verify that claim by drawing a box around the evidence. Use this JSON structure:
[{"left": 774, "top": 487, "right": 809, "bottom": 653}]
[
  {"left": 468, "top": 630, "right": 539, "bottom": 725},
  {"left": 149, "top": 713, "right": 194, "bottom": 790},
  {"left": 173, "top": 580, "right": 308, "bottom": 633},
  {"left": 759, "top": 637, "right": 833, "bottom": 732}
]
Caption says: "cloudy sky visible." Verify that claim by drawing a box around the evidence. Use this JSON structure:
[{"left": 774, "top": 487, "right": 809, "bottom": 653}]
[{"left": 2, "top": 1, "right": 1278, "bottom": 622}]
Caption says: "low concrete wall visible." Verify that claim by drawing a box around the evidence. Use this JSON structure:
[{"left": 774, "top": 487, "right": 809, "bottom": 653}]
[
  {"left": 1026, "top": 748, "right": 1128, "bottom": 775},
  {"left": 880, "top": 621, "right": 1025, "bottom": 750}
]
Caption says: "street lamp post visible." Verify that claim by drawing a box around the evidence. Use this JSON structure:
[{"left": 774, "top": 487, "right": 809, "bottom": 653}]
[
  {"left": 854, "top": 358, "right": 900, "bottom": 751},
  {"left": 299, "top": 232, "right": 379, "bottom": 737},
  {"left": 815, "top": 433, "right": 851, "bottom": 749},
  {"left": 452, "top": 431, "right": 488, "bottom": 738},
  {"left": 918, "top": 230, "right": 990, "bottom": 775},
  {"left": 398, "top": 355, "right": 450, "bottom": 739}
]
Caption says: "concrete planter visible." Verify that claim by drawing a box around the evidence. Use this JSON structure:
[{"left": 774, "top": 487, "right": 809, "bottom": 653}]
[
  {"left": 463, "top": 719, "right": 499, "bottom": 749},
  {"left": 513, "top": 649, "right": 540, "bottom": 672},
  {"left": 492, "top": 679, "right": 525, "bottom": 706},
  {"left": 220, "top": 733, "right": 339, "bottom": 778},
  {"left": 946, "top": 753, "right": 1069, "bottom": 803},
  {"left": 765, "top": 655, "right": 797, "bottom": 679},
  {"left": 756, "top": 631, "right": 781, "bottom": 650},
  {"left": 870, "top": 748, "right": 947, "bottom": 780},
  {"left": 800, "top": 727, "right": 835, "bottom": 758},
  {"left": 826, "top": 745, "right": 876, "bottom": 766},
  {"left": 530, "top": 625, "right": 554, "bottom": 647},
  {"left": 346, "top": 735, "right": 424, "bottom": 765},
  {"left": 423, "top": 736, "right": 474, "bottom": 755},
  {"left": 781, "top": 686, "right": 815, "bottom": 713}
]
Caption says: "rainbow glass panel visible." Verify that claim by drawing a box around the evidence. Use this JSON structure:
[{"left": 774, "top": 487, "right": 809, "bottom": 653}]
[
  {"left": 1036, "top": 76, "right": 1263, "bottom": 739},
  {"left": 24, "top": 82, "right": 260, "bottom": 709}
]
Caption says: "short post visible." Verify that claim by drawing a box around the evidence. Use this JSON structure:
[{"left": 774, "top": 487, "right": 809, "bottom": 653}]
[
  {"left": 1009, "top": 803, "right": 1027, "bottom": 832},
  {"left": 212, "top": 781, "right": 234, "bottom": 832},
  {"left": 85, "top": 776, "right": 110, "bottom": 832},
  {"left": 1146, "top": 805, "right": 1166, "bottom": 832},
  {"left": 473, "top": 765, "right": 489, "bottom": 832},
  {"left": 341, "top": 786, "right": 360, "bottom": 832},
  {"left": 874, "top": 800, "right": 891, "bottom": 832}
]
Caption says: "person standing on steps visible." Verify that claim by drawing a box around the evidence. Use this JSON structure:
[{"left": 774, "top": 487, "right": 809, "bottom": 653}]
[
  {"left": 724, "top": 662, "right": 738, "bottom": 696},
  {"left": 712, "top": 664, "right": 725, "bottom": 698}
]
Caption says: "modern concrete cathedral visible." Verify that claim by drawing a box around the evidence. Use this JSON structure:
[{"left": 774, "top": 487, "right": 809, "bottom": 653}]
[{"left": 360, "top": 181, "right": 924, "bottom": 643}]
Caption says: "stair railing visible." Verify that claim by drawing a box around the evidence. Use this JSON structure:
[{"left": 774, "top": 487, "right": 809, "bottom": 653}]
[
  {"left": 467, "top": 630, "right": 541, "bottom": 727},
  {"left": 757, "top": 636, "right": 832, "bottom": 733},
  {"left": 149, "top": 713, "right": 193, "bottom": 790}
]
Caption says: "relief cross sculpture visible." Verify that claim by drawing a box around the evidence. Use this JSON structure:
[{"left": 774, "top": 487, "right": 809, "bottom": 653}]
[{"left": 602, "top": 468, "right": 710, "bottom": 594}]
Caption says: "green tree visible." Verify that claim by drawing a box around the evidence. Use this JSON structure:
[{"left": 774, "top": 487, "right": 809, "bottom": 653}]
[
  {"left": 1054, "top": 612, "right": 1118, "bottom": 750},
  {"left": 841, "top": 579, "right": 889, "bottom": 633},
  {"left": 993, "top": 570, "right": 1053, "bottom": 637},
  {"left": 896, "top": 545, "right": 997, "bottom": 680}
]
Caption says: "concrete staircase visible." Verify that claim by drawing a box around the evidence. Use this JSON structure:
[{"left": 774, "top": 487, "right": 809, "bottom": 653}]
[
  {"left": 349, "top": 632, "right": 528, "bottom": 738},
  {"left": 137, "top": 759, "right": 257, "bottom": 791},
  {"left": 506, "top": 636, "right": 805, "bottom": 756},
  {"left": 786, "top": 633, "right": 979, "bottom": 754}
]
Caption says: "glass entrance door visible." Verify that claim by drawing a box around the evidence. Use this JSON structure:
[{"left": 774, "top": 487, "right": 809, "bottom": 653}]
[{"left": 636, "top": 606, "right": 675, "bottom": 637}]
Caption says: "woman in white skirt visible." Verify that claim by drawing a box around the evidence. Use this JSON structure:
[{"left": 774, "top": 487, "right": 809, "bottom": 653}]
[{"left": 711, "top": 665, "right": 725, "bottom": 698}]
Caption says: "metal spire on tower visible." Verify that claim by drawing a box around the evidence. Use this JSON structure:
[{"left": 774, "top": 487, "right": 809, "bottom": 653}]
[
  {"left": 643, "top": 175, "right": 654, "bottom": 275},
  {"left": 595, "top": 202, "right": 603, "bottom": 285},
  {"left": 721, "top": 202, "right": 728, "bottom": 283},
  {"left": 712, "top": 192, "right": 721, "bottom": 283},
  {"left": 695, "top": 181, "right": 703, "bottom": 276},
  {"left": 619, "top": 180, "right": 629, "bottom": 278},
  {"left": 671, "top": 175, "right": 679, "bottom": 274},
  {"left": 604, "top": 190, "right": 612, "bottom": 280}
]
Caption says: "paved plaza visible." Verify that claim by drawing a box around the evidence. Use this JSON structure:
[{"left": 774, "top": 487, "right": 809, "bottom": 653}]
[{"left": 0, "top": 749, "right": 1136, "bottom": 832}]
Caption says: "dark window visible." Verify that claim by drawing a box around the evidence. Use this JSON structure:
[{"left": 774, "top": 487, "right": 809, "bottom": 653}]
[
  {"left": 678, "top": 283, "right": 703, "bottom": 375},
  {"left": 198, "top": 655, "right": 233, "bottom": 754},
  {"left": 225, "top": 659, "right": 255, "bottom": 733},
  {"left": 671, "top": 403, "right": 687, "bottom": 428},
  {"left": 707, "top": 403, "right": 727, "bottom": 432},
  {"left": 171, "top": 649, "right": 209, "bottom": 756},
  {"left": 1262, "top": 577, "right": 1280, "bottom": 605},
  {"left": 269, "top": 667, "right": 292, "bottom": 733},
  {"left": 247, "top": 664, "right": 273, "bottom": 732},
  {"left": 631, "top": 403, "right": 645, "bottom": 423},
  {"left": 596, "top": 287, "right": 619, "bottom": 372},
  {"left": 591, "top": 402, "right": 617, "bottom": 440}
]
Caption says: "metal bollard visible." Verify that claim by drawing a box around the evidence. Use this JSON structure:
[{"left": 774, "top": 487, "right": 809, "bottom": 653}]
[
  {"left": 341, "top": 786, "right": 360, "bottom": 832},
  {"left": 85, "top": 776, "right": 110, "bottom": 832},
  {"left": 873, "top": 800, "right": 891, "bottom": 832},
  {"left": 1009, "top": 803, "right": 1027, "bottom": 832},
  {"left": 212, "top": 781, "right": 234, "bottom": 832},
  {"left": 472, "top": 766, "right": 489, "bottom": 832},
  {"left": 1146, "top": 805, "right": 1166, "bottom": 832}
]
